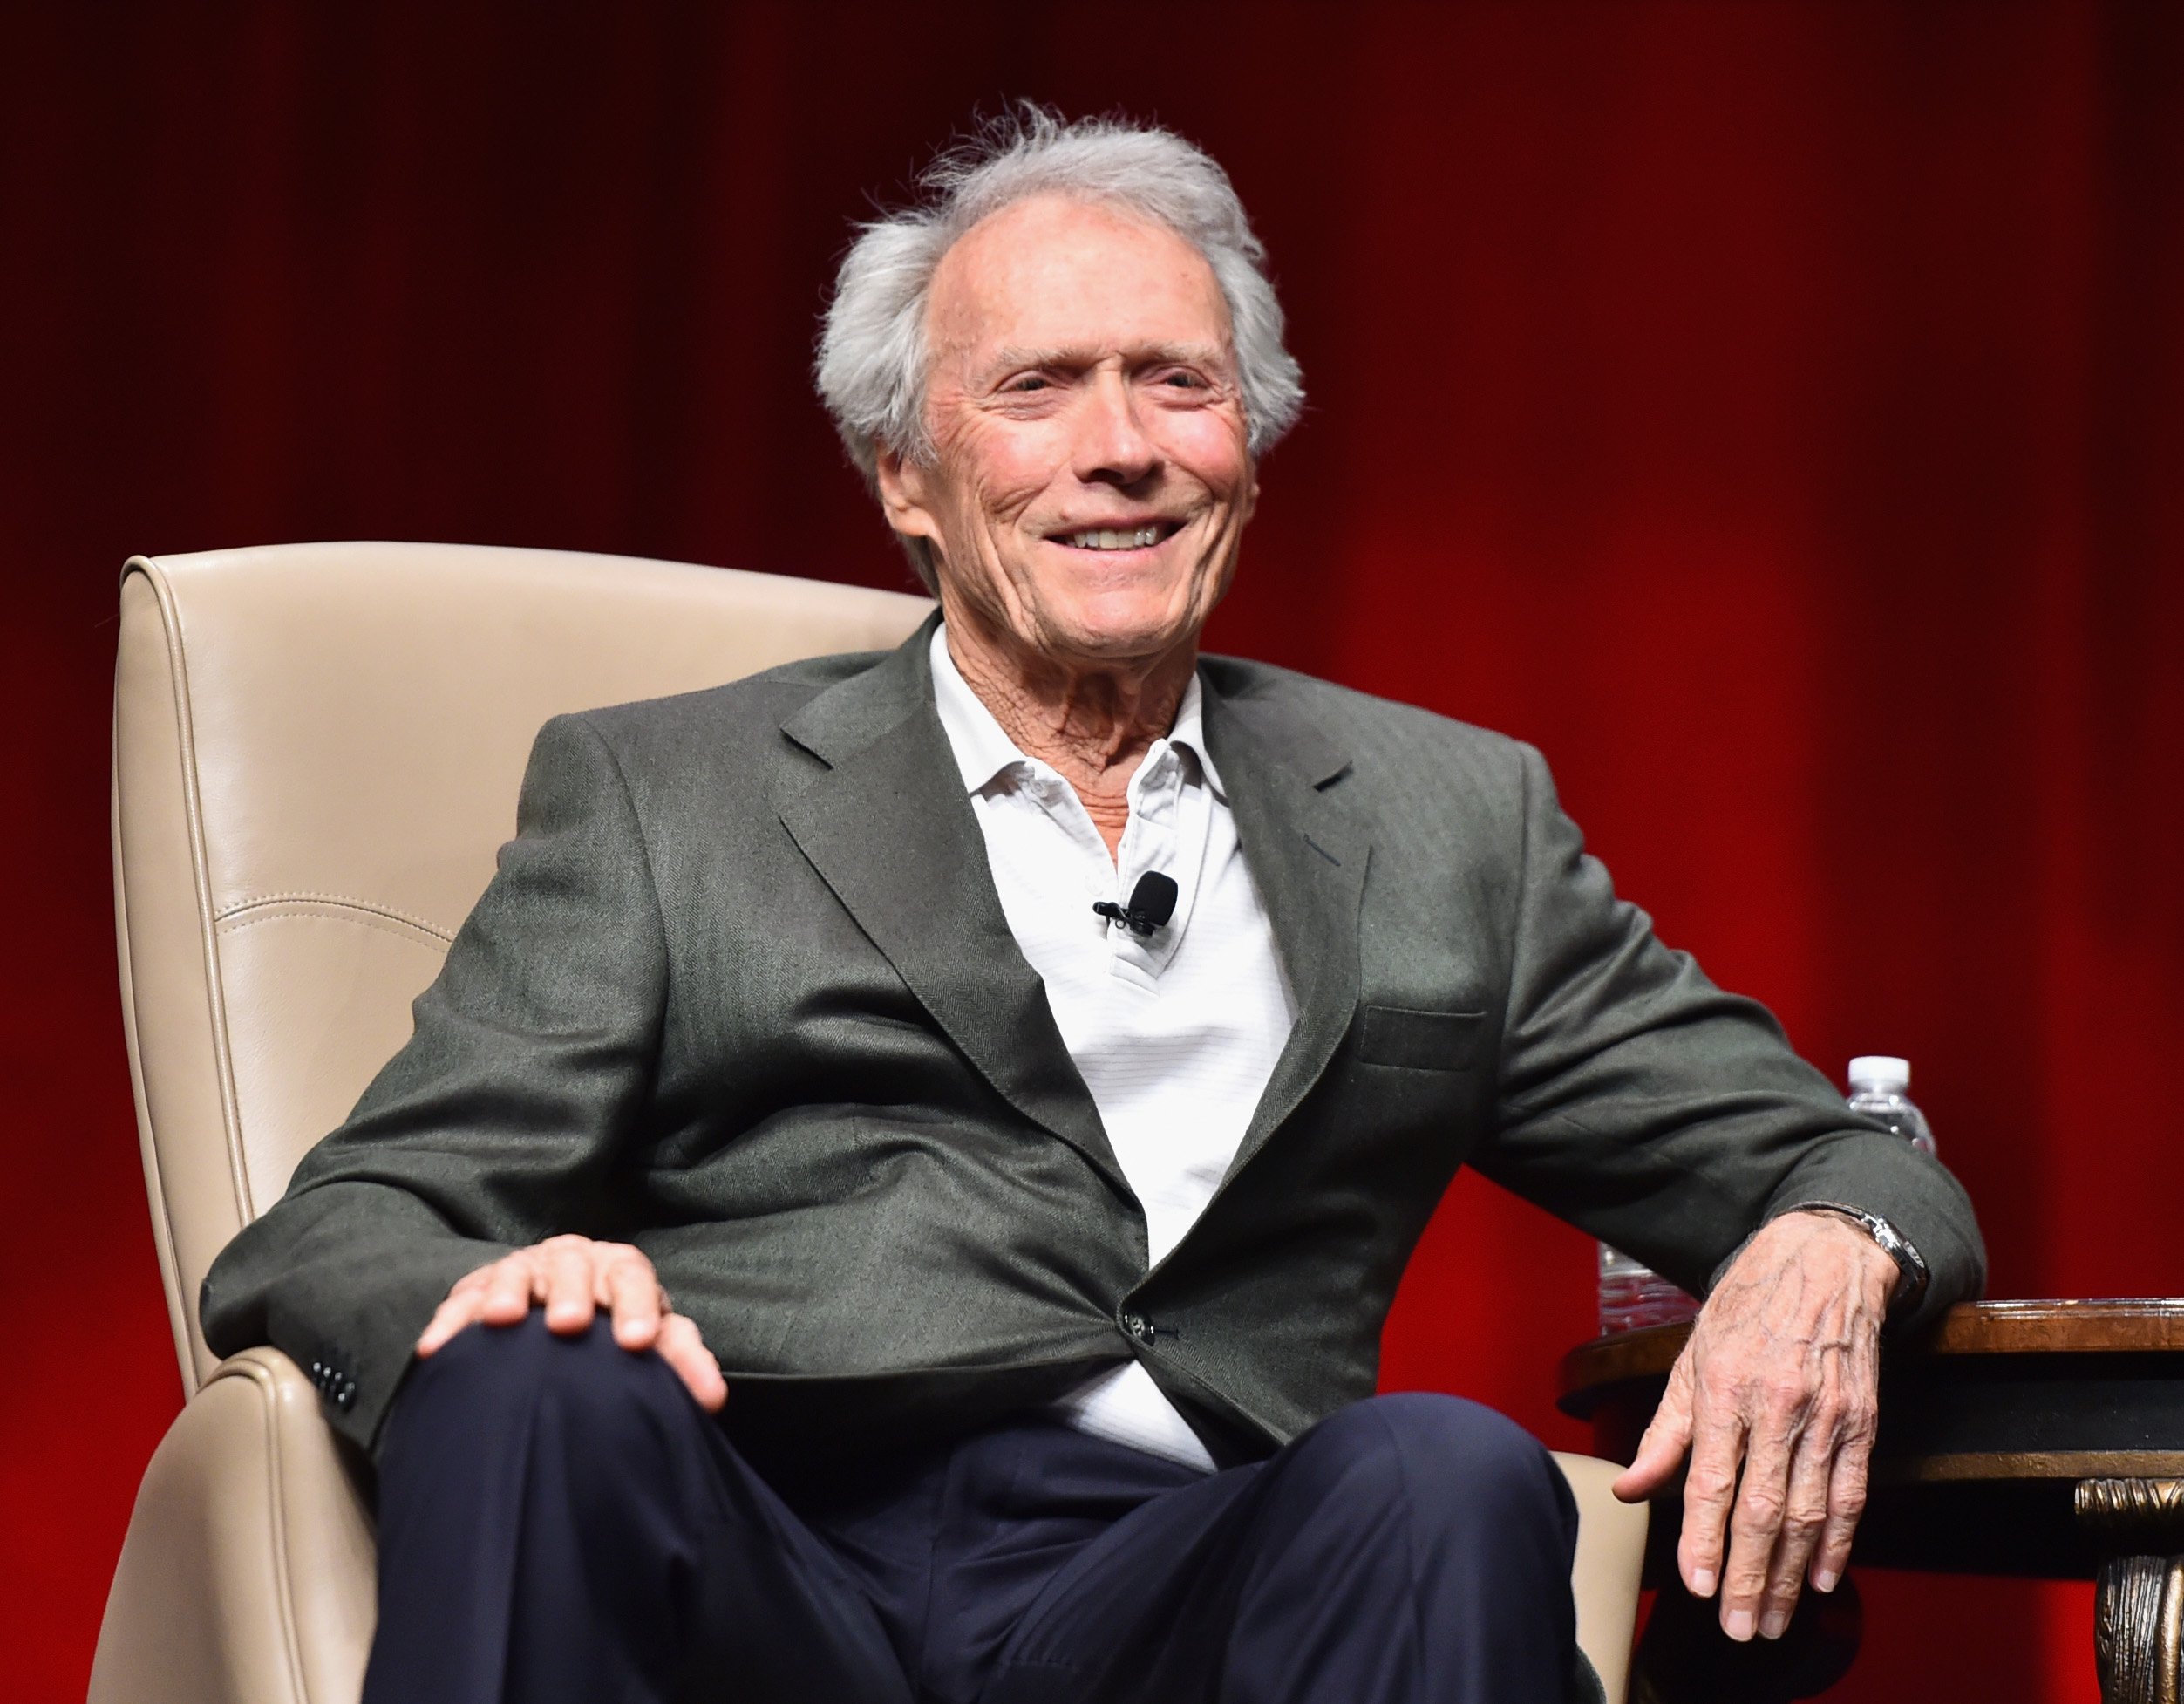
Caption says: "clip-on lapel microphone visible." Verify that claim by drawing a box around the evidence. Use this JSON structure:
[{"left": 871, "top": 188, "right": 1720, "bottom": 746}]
[{"left": 1093, "top": 872, "right": 1180, "bottom": 937}]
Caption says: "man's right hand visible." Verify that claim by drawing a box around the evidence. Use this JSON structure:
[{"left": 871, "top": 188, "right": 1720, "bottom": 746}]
[{"left": 416, "top": 1233, "right": 728, "bottom": 1412}]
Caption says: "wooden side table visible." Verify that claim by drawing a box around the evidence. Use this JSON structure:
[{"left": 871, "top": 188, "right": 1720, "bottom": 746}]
[{"left": 1558, "top": 1299, "right": 2184, "bottom": 1703}]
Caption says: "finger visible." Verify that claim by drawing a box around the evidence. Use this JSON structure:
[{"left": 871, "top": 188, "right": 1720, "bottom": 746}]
[
  {"left": 1676, "top": 1385, "right": 1749, "bottom": 1605},
  {"left": 1810, "top": 1420, "right": 1873, "bottom": 1594},
  {"left": 1615, "top": 1347, "right": 1696, "bottom": 1503},
  {"left": 1718, "top": 1418, "right": 1795, "bottom": 1641},
  {"left": 542, "top": 1241, "right": 597, "bottom": 1333},
  {"left": 416, "top": 1286, "right": 486, "bottom": 1355},
  {"left": 1759, "top": 1416, "right": 1838, "bottom": 1638},
  {"left": 656, "top": 1313, "right": 728, "bottom": 1412},
  {"left": 476, "top": 1252, "right": 541, "bottom": 1326},
  {"left": 602, "top": 1252, "right": 665, "bottom": 1349}
]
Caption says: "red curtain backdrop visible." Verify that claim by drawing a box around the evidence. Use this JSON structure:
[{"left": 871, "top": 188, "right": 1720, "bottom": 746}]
[{"left": 4, "top": 4, "right": 2179, "bottom": 1698}]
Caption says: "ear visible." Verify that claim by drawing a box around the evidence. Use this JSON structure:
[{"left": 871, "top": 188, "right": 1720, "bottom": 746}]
[{"left": 874, "top": 444, "right": 946, "bottom": 554}]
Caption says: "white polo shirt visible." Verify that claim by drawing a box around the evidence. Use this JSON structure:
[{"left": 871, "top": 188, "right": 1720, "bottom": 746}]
[{"left": 929, "top": 626, "right": 1296, "bottom": 1470}]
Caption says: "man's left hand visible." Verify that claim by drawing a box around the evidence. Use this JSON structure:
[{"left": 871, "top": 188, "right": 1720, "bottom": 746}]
[{"left": 1612, "top": 1210, "right": 1900, "bottom": 1641}]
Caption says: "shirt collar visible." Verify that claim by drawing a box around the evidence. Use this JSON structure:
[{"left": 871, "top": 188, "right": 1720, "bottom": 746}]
[{"left": 928, "top": 624, "right": 1222, "bottom": 798}]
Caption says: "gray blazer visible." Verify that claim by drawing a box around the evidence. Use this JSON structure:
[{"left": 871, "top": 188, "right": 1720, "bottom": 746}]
[{"left": 201, "top": 616, "right": 1983, "bottom": 1464}]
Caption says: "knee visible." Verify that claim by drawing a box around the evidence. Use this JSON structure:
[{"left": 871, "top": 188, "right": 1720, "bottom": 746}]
[
  {"left": 394, "top": 1314, "right": 687, "bottom": 1455},
  {"left": 372, "top": 1316, "right": 726, "bottom": 1595},
  {"left": 1296, "top": 1394, "right": 1573, "bottom": 1540}
]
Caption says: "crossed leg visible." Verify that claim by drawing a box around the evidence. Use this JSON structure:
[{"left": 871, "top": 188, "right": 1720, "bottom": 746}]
[
  {"left": 364, "top": 1320, "right": 1578, "bottom": 1704},
  {"left": 363, "top": 1316, "right": 913, "bottom": 1704}
]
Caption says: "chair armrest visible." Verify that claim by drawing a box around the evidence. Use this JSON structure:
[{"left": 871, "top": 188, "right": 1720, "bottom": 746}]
[
  {"left": 1553, "top": 1451, "right": 1650, "bottom": 1704},
  {"left": 92, "top": 1347, "right": 378, "bottom": 1704}
]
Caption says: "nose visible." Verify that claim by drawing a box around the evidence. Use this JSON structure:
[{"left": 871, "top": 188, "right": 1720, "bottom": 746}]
[{"left": 1071, "top": 366, "right": 1160, "bottom": 487}]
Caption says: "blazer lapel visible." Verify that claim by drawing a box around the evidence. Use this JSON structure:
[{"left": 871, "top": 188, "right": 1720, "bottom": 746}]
[
  {"left": 774, "top": 621, "right": 1126, "bottom": 1195},
  {"left": 1201, "top": 669, "right": 1370, "bottom": 1181}
]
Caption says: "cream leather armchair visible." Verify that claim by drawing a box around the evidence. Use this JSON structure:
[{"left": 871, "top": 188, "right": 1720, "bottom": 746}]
[{"left": 92, "top": 542, "right": 1648, "bottom": 1704}]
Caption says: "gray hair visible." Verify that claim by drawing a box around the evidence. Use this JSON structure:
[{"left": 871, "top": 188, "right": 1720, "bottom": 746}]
[{"left": 814, "top": 109, "right": 1304, "bottom": 586}]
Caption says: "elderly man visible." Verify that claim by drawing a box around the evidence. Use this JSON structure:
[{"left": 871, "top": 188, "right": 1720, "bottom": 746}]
[{"left": 202, "top": 113, "right": 1982, "bottom": 1704}]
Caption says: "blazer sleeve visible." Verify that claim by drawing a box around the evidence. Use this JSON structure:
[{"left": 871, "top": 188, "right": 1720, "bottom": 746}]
[
  {"left": 198, "top": 712, "right": 670, "bottom": 1451},
  {"left": 1466, "top": 742, "right": 1984, "bottom": 1331}
]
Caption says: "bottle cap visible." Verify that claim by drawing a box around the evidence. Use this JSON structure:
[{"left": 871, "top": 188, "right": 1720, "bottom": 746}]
[{"left": 1847, "top": 1055, "right": 1910, "bottom": 1093}]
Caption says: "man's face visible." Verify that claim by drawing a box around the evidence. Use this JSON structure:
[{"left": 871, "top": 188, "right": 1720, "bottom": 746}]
[{"left": 879, "top": 194, "right": 1257, "bottom": 669}]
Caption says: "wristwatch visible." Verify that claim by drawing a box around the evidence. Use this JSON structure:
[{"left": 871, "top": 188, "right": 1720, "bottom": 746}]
[{"left": 1787, "top": 1201, "right": 1931, "bottom": 1315}]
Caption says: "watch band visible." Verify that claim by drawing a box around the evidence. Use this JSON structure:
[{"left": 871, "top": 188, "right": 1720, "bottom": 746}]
[{"left": 1787, "top": 1201, "right": 1930, "bottom": 1314}]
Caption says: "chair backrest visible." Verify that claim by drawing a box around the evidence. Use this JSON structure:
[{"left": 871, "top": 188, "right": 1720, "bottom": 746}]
[{"left": 112, "top": 542, "right": 930, "bottom": 1392}]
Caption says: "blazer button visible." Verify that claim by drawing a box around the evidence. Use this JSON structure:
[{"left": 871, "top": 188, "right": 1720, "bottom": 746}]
[{"left": 1119, "top": 1312, "right": 1156, "bottom": 1344}]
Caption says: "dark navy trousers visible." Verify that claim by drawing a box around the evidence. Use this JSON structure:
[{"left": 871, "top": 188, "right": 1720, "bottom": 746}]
[{"left": 363, "top": 1319, "right": 1580, "bottom": 1704}]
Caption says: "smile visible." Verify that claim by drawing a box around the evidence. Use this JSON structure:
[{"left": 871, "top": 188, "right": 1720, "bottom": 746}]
[{"left": 1051, "top": 521, "right": 1182, "bottom": 551}]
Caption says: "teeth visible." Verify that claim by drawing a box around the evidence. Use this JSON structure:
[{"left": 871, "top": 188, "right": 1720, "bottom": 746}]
[{"left": 1061, "top": 526, "right": 1163, "bottom": 550}]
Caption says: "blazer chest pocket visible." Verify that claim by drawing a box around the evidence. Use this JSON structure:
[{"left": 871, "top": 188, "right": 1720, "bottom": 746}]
[{"left": 1359, "top": 1005, "right": 1486, "bottom": 1073}]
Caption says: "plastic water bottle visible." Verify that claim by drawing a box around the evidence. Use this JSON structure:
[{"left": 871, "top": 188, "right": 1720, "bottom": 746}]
[
  {"left": 1597, "top": 1243, "right": 1699, "bottom": 1335},
  {"left": 1845, "top": 1055, "right": 1936, "bottom": 1155}
]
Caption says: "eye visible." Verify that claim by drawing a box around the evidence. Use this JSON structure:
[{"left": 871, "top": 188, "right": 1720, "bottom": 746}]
[
  {"left": 1005, "top": 374, "right": 1051, "bottom": 393},
  {"left": 1160, "top": 371, "right": 1202, "bottom": 388}
]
